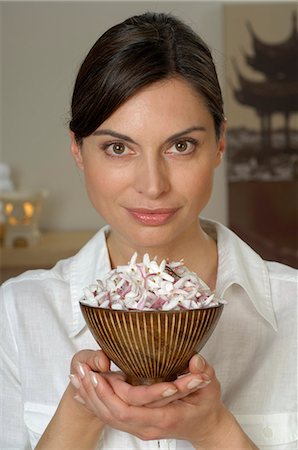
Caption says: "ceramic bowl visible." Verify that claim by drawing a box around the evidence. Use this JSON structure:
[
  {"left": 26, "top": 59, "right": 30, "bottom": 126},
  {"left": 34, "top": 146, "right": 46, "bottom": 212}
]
[{"left": 80, "top": 303, "right": 224, "bottom": 385}]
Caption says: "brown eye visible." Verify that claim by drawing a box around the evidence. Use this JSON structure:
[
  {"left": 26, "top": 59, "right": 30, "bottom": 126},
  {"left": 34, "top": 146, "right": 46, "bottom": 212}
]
[
  {"left": 112, "top": 143, "right": 125, "bottom": 154},
  {"left": 175, "top": 141, "right": 188, "bottom": 152}
]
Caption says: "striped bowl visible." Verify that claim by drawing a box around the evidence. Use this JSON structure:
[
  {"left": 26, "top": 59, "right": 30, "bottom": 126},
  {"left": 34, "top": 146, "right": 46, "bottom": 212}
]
[{"left": 80, "top": 303, "right": 224, "bottom": 385}]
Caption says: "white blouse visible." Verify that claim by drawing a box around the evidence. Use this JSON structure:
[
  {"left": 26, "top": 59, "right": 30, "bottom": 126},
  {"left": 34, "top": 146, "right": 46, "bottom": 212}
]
[{"left": 0, "top": 219, "right": 297, "bottom": 450}]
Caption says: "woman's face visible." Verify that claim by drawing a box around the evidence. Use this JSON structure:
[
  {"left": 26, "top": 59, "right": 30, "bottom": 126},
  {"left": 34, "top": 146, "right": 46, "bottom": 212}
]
[{"left": 71, "top": 78, "right": 225, "bottom": 253}]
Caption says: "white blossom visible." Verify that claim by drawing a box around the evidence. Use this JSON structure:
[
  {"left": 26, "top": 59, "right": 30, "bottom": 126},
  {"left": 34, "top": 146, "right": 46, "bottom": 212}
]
[{"left": 81, "top": 253, "right": 226, "bottom": 311}]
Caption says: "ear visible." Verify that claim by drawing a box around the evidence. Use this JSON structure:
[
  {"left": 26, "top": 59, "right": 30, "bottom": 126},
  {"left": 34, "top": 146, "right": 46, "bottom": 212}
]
[
  {"left": 215, "top": 119, "right": 227, "bottom": 167},
  {"left": 69, "top": 130, "right": 84, "bottom": 170}
]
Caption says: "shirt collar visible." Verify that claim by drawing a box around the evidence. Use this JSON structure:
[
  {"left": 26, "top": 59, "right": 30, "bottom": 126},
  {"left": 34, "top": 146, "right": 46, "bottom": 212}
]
[
  {"left": 201, "top": 219, "right": 277, "bottom": 331},
  {"left": 69, "top": 226, "right": 111, "bottom": 337},
  {"left": 69, "top": 220, "right": 277, "bottom": 337}
]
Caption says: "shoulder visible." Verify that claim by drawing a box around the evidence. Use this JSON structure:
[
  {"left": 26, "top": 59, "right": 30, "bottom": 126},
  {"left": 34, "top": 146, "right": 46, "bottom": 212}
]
[
  {"left": 0, "top": 226, "right": 109, "bottom": 316},
  {"left": 265, "top": 260, "right": 297, "bottom": 283},
  {"left": 1, "top": 226, "right": 108, "bottom": 294},
  {"left": 0, "top": 257, "right": 73, "bottom": 319},
  {"left": 265, "top": 260, "right": 297, "bottom": 296},
  {"left": 264, "top": 261, "right": 297, "bottom": 321},
  {"left": 1, "top": 256, "right": 72, "bottom": 290}
]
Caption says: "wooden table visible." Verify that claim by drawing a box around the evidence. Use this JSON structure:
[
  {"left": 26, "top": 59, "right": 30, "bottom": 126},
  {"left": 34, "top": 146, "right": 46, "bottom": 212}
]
[{"left": 0, "top": 230, "right": 96, "bottom": 283}]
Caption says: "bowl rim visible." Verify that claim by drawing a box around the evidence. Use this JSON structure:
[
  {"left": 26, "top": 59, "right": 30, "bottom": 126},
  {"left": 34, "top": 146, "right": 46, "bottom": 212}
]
[{"left": 79, "top": 300, "right": 224, "bottom": 313}]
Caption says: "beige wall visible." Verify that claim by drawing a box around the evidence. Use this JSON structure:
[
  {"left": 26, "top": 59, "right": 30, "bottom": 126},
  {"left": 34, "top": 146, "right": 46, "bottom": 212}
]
[
  {"left": 1, "top": 1, "right": 227, "bottom": 230},
  {"left": 0, "top": 4, "right": 3, "bottom": 160}
]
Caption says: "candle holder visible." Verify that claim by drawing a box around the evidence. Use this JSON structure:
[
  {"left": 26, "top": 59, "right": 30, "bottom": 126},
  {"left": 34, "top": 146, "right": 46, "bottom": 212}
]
[{"left": 0, "top": 189, "right": 48, "bottom": 247}]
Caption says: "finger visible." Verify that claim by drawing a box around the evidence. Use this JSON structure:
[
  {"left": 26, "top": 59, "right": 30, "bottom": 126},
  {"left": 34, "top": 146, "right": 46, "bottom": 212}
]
[
  {"left": 102, "top": 372, "right": 179, "bottom": 406},
  {"left": 90, "top": 350, "right": 110, "bottom": 372},
  {"left": 78, "top": 372, "right": 168, "bottom": 441},
  {"left": 189, "top": 354, "right": 214, "bottom": 380},
  {"left": 72, "top": 370, "right": 112, "bottom": 420},
  {"left": 69, "top": 373, "right": 96, "bottom": 413},
  {"left": 82, "top": 371, "right": 136, "bottom": 424},
  {"left": 182, "top": 356, "right": 221, "bottom": 406},
  {"left": 143, "top": 355, "right": 214, "bottom": 408},
  {"left": 71, "top": 349, "right": 110, "bottom": 374},
  {"left": 175, "top": 353, "right": 207, "bottom": 376},
  {"left": 147, "top": 372, "right": 211, "bottom": 408},
  {"left": 88, "top": 372, "right": 166, "bottom": 430}
]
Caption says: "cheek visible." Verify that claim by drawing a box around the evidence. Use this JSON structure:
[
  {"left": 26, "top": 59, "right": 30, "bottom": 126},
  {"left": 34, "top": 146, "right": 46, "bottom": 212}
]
[
  {"left": 176, "top": 161, "right": 214, "bottom": 199},
  {"left": 84, "top": 166, "right": 110, "bottom": 205},
  {"left": 83, "top": 163, "right": 127, "bottom": 201},
  {"left": 189, "top": 179, "right": 213, "bottom": 208}
]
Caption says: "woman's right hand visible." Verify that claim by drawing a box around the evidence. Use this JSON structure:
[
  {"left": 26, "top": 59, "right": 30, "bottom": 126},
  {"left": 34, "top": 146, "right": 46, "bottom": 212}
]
[
  {"left": 70, "top": 349, "right": 111, "bottom": 380},
  {"left": 35, "top": 350, "right": 109, "bottom": 449},
  {"left": 69, "top": 349, "right": 111, "bottom": 408}
]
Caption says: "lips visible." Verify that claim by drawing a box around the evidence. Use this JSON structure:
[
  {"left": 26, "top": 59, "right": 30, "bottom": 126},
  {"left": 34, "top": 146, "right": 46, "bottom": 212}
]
[{"left": 126, "top": 208, "right": 179, "bottom": 226}]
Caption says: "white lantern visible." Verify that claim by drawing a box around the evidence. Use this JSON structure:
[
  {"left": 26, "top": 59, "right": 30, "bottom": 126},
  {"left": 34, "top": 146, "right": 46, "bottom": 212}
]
[{"left": 0, "top": 189, "right": 48, "bottom": 247}]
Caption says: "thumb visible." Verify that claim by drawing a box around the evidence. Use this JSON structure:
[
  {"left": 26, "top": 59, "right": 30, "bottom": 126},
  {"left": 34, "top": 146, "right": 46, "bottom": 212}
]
[
  {"left": 71, "top": 349, "right": 110, "bottom": 374},
  {"left": 188, "top": 354, "right": 206, "bottom": 374}
]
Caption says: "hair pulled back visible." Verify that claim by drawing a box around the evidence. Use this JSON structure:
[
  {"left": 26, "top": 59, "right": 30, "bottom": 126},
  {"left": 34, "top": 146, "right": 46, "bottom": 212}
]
[{"left": 69, "top": 12, "right": 224, "bottom": 144}]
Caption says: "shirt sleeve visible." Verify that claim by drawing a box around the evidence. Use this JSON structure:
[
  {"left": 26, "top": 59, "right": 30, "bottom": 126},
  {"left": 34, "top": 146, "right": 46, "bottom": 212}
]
[{"left": 0, "top": 283, "right": 31, "bottom": 449}]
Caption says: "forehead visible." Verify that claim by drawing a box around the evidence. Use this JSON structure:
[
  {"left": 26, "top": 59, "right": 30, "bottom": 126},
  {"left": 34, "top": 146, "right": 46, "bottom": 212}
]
[{"left": 98, "top": 78, "right": 212, "bottom": 132}]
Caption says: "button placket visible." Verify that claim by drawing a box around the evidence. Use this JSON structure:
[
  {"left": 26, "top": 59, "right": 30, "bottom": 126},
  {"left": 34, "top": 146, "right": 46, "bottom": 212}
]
[
  {"left": 157, "top": 439, "right": 176, "bottom": 450},
  {"left": 263, "top": 426, "right": 273, "bottom": 438}
]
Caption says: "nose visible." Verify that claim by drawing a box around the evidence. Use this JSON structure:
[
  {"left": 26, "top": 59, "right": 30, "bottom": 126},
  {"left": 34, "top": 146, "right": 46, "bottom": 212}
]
[{"left": 133, "top": 154, "right": 170, "bottom": 199}]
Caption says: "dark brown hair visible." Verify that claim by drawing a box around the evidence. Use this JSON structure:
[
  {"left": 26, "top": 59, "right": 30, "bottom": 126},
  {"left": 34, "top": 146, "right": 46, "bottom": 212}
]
[{"left": 69, "top": 12, "right": 224, "bottom": 144}]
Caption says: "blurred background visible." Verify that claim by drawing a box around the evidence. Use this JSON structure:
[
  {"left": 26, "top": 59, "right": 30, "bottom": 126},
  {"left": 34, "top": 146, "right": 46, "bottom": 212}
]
[
  {"left": 225, "top": 3, "right": 298, "bottom": 268},
  {"left": 0, "top": 1, "right": 297, "bottom": 281}
]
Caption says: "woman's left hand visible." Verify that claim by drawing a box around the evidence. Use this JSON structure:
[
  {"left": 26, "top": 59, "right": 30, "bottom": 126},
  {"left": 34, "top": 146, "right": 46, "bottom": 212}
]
[{"left": 70, "top": 354, "right": 250, "bottom": 448}]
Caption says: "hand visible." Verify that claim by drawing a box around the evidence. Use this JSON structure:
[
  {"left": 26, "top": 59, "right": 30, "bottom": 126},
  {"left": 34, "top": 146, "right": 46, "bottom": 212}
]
[
  {"left": 99, "top": 353, "right": 212, "bottom": 408},
  {"left": 70, "top": 349, "right": 111, "bottom": 376},
  {"left": 68, "top": 349, "right": 110, "bottom": 406},
  {"left": 69, "top": 349, "right": 211, "bottom": 407},
  {"left": 35, "top": 349, "right": 108, "bottom": 449},
  {"left": 69, "top": 352, "right": 257, "bottom": 448},
  {"left": 69, "top": 351, "right": 225, "bottom": 445}
]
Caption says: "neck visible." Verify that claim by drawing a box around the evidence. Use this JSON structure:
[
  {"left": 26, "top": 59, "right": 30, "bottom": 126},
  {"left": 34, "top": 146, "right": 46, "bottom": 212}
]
[{"left": 106, "top": 220, "right": 218, "bottom": 290}]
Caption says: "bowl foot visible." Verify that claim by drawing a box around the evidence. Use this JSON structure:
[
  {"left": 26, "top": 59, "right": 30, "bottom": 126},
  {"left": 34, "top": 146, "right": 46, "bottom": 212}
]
[{"left": 126, "top": 374, "right": 177, "bottom": 385}]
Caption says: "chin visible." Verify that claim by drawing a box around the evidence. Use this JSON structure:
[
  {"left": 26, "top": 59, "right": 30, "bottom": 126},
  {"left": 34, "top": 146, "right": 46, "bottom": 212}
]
[{"left": 124, "top": 225, "right": 182, "bottom": 252}]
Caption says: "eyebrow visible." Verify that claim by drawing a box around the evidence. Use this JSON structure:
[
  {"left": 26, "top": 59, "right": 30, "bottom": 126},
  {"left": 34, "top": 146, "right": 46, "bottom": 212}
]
[
  {"left": 92, "top": 126, "right": 206, "bottom": 145},
  {"left": 93, "top": 129, "right": 137, "bottom": 144},
  {"left": 165, "top": 126, "right": 206, "bottom": 142}
]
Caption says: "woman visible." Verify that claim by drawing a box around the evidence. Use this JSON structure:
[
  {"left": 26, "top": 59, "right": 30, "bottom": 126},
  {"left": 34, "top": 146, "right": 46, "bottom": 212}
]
[{"left": 0, "top": 12, "right": 297, "bottom": 450}]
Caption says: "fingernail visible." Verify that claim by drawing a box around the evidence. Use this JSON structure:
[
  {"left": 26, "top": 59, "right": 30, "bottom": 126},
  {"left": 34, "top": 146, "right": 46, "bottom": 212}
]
[
  {"left": 162, "top": 388, "right": 178, "bottom": 398},
  {"left": 76, "top": 362, "right": 86, "bottom": 378},
  {"left": 201, "top": 372, "right": 211, "bottom": 381},
  {"left": 194, "top": 354, "right": 206, "bottom": 371},
  {"left": 69, "top": 373, "right": 81, "bottom": 389},
  {"left": 188, "top": 378, "right": 211, "bottom": 390},
  {"left": 73, "top": 394, "right": 85, "bottom": 405},
  {"left": 94, "top": 356, "right": 103, "bottom": 371},
  {"left": 89, "top": 371, "right": 98, "bottom": 387},
  {"left": 187, "top": 378, "right": 204, "bottom": 390}
]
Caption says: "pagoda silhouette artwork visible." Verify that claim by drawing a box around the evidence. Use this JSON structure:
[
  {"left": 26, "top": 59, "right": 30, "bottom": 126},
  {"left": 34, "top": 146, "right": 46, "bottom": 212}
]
[
  {"left": 226, "top": 9, "right": 298, "bottom": 268},
  {"left": 228, "top": 11, "right": 298, "bottom": 182}
]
